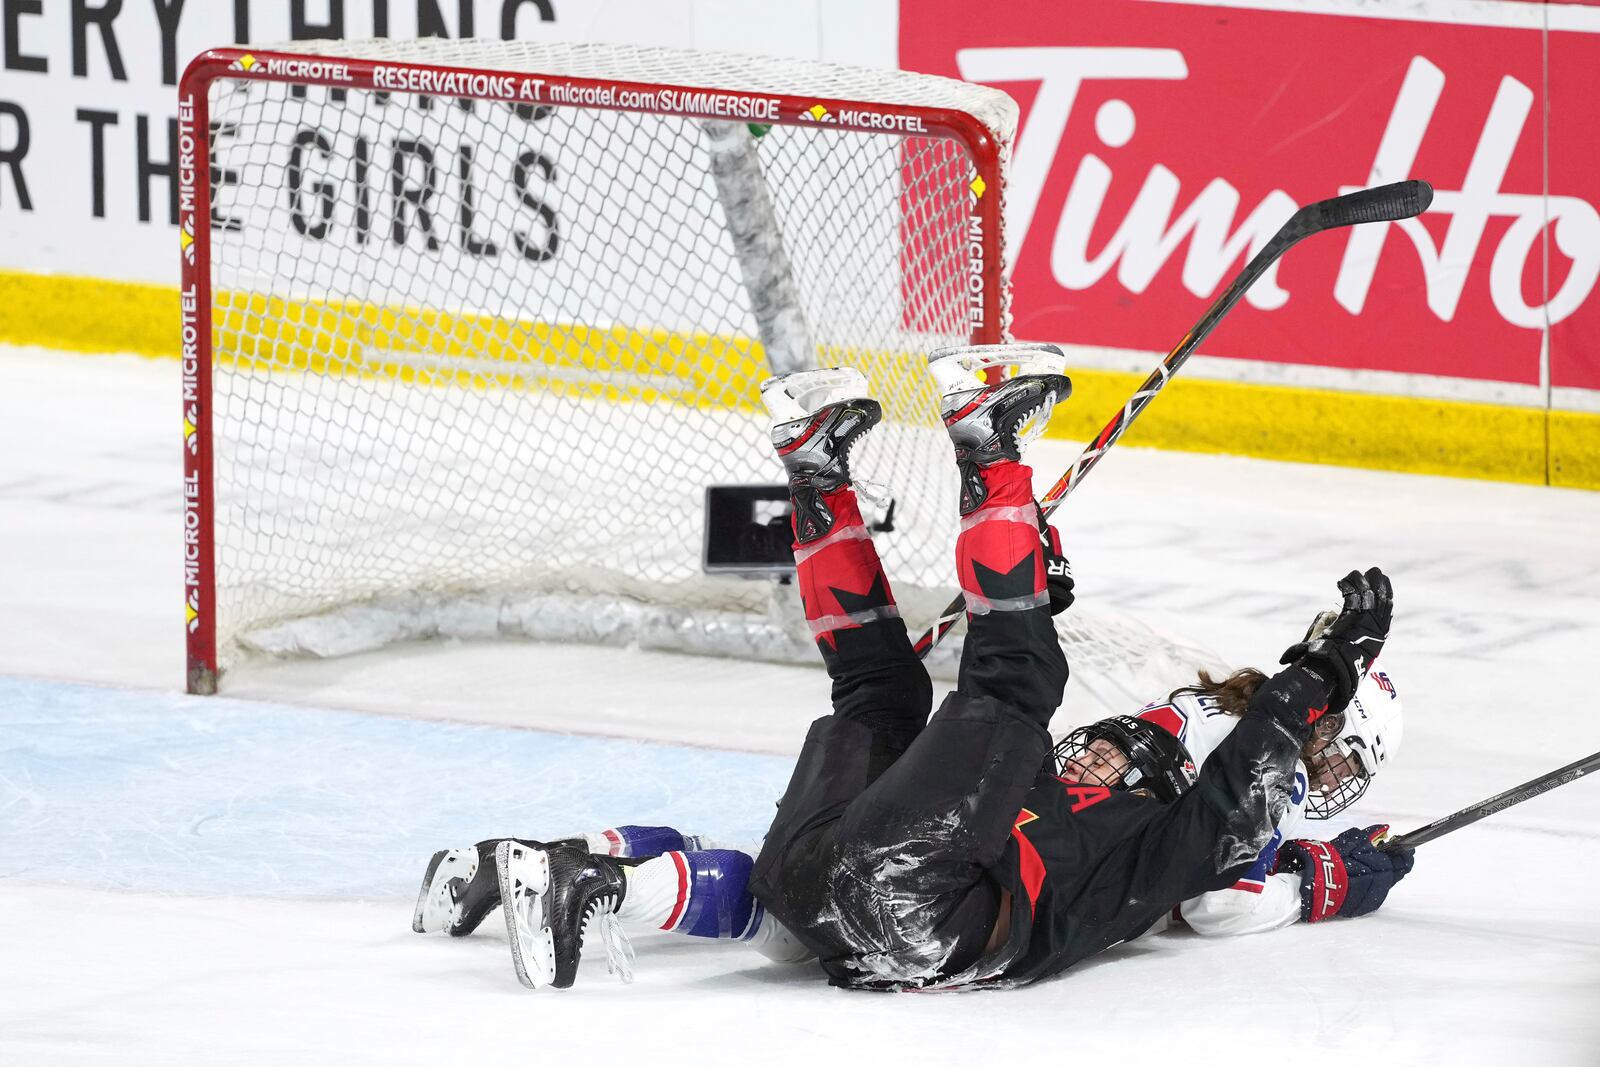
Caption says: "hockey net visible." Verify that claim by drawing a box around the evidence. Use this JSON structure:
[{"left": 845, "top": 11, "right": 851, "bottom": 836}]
[{"left": 180, "top": 40, "right": 1223, "bottom": 711}]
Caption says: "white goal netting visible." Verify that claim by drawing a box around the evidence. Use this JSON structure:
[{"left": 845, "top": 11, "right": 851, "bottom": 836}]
[{"left": 189, "top": 40, "right": 1224, "bottom": 712}]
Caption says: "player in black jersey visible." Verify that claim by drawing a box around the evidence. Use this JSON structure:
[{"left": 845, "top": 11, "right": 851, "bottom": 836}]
[
  {"left": 420, "top": 343, "right": 1407, "bottom": 991},
  {"left": 743, "top": 344, "right": 1401, "bottom": 989}
]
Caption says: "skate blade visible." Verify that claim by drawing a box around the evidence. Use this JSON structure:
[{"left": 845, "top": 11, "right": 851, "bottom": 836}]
[
  {"left": 759, "top": 368, "right": 870, "bottom": 423},
  {"left": 927, "top": 343, "right": 1068, "bottom": 391},
  {"left": 496, "top": 840, "right": 556, "bottom": 990},
  {"left": 412, "top": 846, "right": 478, "bottom": 934}
]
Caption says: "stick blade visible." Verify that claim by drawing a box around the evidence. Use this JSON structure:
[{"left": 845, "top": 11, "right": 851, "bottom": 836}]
[{"left": 1310, "top": 179, "right": 1434, "bottom": 230}]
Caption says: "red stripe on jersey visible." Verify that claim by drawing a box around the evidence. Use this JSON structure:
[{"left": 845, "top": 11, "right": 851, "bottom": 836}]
[
  {"left": 1011, "top": 810, "right": 1046, "bottom": 918},
  {"left": 1230, "top": 879, "right": 1266, "bottom": 894},
  {"left": 1137, "top": 704, "right": 1184, "bottom": 740},
  {"left": 662, "top": 851, "right": 690, "bottom": 931},
  {"left": 602, "top": 828, "right": 624, "bottom": 857}
]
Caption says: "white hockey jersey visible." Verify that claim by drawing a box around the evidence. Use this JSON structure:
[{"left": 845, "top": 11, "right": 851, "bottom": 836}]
[{"left": 1133, "top": 690, "right": 1311, "bottom": 936}]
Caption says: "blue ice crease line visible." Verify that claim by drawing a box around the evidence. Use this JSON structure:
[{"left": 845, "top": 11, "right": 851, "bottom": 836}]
[{"left": 0, "top": 677, "right": 793, "bottom": 899}]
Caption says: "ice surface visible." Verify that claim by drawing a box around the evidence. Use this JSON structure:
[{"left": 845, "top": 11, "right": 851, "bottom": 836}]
[
  {"left": 0, "top": 678, "right": 791, "bottom": 897},
  {"left": 3, "top": 345, "right": 1600, "bottom": 1064}
]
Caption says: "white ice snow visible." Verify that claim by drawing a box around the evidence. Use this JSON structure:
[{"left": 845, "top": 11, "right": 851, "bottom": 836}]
[{"left": 3, "top": 345, "right": 1600, "bottom": 1064}]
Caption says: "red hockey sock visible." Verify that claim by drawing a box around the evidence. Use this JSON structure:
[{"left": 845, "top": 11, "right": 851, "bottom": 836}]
[
  {"left": 955, "top": 461, "right": 1047, "bottom": 615},
  {"left": 792, "top": 485, "right": 899, "bottom": 646}
]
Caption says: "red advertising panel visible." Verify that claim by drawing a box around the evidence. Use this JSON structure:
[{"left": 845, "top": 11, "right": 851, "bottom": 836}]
[
  {"left": 901, "top": 0, "right": 1600, "bottom": 391},
  {"left": 1549, "top": 24, "right": 1600, "bottom": 393}
]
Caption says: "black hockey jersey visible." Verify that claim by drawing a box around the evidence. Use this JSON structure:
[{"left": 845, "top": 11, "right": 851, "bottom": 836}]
[{"left": 974, "top": 710, "right": 1305, "bottom": 986}]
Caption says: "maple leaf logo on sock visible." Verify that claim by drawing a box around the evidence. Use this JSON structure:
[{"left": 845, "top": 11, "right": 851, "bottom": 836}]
[
  {"left": 971, "top": 555, "right": 1038, "bottom": 603},
  {"left": 830, "top": 574, "right": 893, "bottom": 616}
]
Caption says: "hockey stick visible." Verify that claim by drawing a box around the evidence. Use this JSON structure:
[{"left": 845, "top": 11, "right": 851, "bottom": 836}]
[
  {"left": 1384, "top": 749, "right": 1600, "bottom": 851},
  {"left": 912, "top": 179, "right": 1435, "bottom": 658}
]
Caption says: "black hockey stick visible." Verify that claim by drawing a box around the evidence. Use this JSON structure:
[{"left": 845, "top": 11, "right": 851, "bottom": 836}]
[
  {"left": 912, "top": 179, "right": 1435, "bottom": 659},
  {"left": 1384, "top": 749, "right": 1600, "bottom": 851}
]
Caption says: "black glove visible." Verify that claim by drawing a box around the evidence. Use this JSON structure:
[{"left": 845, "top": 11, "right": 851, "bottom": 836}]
[
  {"left": 1039, "top": 518, "right": 1074, "bottom": 615},
  {"left": 1277, "top": 607, "right": 1339, "bottom": 668},
  {"left": 1276, "top": 825, "right": 1415, "bottom": 922},
  {"left": 1284, "top": 567, "right": 1393, "bottom": 705}
]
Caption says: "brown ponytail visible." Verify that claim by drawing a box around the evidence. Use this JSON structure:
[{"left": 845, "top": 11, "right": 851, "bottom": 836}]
[{"left": 1167, "top": 667, "right": 1269, "bottom": 717}]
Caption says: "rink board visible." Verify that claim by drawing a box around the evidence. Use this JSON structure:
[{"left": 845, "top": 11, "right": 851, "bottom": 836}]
[{"left": 3, "top": 267, "right": 1596, "bottom": 489}]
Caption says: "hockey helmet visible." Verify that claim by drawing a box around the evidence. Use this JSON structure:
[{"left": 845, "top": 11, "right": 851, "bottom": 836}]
[
  {"left": 1053, "top": 715, "right": 1198, "bottom": 804},
  {"left": 1304, "top": 667, "right": 1404, "bottom": 819}
]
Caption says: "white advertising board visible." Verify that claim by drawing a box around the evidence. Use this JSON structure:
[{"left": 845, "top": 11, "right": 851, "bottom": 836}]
[{"left": 0, "top": 0, "right": 895, "bottom": 285}]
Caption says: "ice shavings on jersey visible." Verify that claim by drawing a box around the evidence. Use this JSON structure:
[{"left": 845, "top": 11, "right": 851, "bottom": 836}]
[
  {"left": 1212, "top": 755, "right": 1298, "bottom": 875},
  {"left": 824, "top": 812, "right": 975, "bottom": 988}
]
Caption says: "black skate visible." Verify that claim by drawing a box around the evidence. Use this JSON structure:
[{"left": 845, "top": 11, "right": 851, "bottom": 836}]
[
  {"left": 412, "top": 835, "right": 582, "bottom": 937},
  {"left": 927, "top": 344, "right": 1072, "bottom": 513},
  {"left": 497, "top": 840, "right": 632, "bottom": 990},
  {"left": 760, "top": 368, "right": 881, "bottom": 543}
]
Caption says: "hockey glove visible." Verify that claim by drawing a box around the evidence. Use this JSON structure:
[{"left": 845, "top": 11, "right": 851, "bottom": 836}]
[
  {"left": 1284, "top": 568, "right": 1392, "bottom": 706},
  {"left": 1042, "top": 521, "right": 1074, "bottom": 615},
  {"left": 1277, "top": 607, "right": 1339, "bottom": 671},
  {"left": 1276, "top": 825, "right": 1414, "bottom": 923}
]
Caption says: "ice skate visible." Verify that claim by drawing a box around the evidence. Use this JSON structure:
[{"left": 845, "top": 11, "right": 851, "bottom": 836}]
[
  {"left": 927, "top": 343, "right": 1071, "bottom": 512},
  {"left": 412, "top": 836, "right": 580, "bottom": 936},
  {"left": 760, "top": 368, "right": 882, "bottom": 542},
  {"left": 497, "top": 840, "right": 632, "bottom": 990}
]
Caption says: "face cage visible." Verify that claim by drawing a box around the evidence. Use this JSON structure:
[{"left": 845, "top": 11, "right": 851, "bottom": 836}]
[
  {"left": 1053, "top": 721, "right": 1194, "bottom": 804},
  {"left": 1304, "top": 739, "right": 1373, "bottom": 819},
  {"left": 1053, "top": 735, "right": 1133, "bottom": 791}
]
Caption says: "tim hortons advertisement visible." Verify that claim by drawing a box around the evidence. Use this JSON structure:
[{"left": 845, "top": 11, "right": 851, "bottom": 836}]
[{"left": 901, "top": 0, "right": 1600, "bottom": 396}]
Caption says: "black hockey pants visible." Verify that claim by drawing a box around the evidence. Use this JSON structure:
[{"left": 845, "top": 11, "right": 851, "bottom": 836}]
[{"left": 748, "top": 594, "right": 1067, "bottom": 988}]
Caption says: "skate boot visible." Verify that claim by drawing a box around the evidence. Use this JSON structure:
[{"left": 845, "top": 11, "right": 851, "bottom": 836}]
[
  {"left": 927, "top": 343, "right": 1072, "bottom": 514},
  {"left": 498, "top": 840, "right": 633, "bottom": 990},
  {"left": 412, "top": 835, "right": 582, "bottom": 936},
  {"left": 760, "top": 367, "right": 882, "bottom": 543}
]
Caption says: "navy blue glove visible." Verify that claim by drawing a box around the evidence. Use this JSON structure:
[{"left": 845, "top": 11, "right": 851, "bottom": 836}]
[{"left": 1275, "top": 824, "right": 1415, "bottom": 923}]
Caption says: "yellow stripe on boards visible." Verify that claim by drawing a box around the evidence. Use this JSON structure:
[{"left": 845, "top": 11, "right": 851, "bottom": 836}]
[
  {"left": 1550, "top": 409, "right": 1600, "bottom": 490},
  {"left": 211, "top": 289, "right": 772, "bottom": 411},
  {"left": 0, "top": 268, "right": 1592, "bottom": 490},
  {"left": 1048, "top": 368, "right": 1550, "bottom": 486},
  {"left": 0, "top": 270, "right": 177, "bottom": 357}
]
